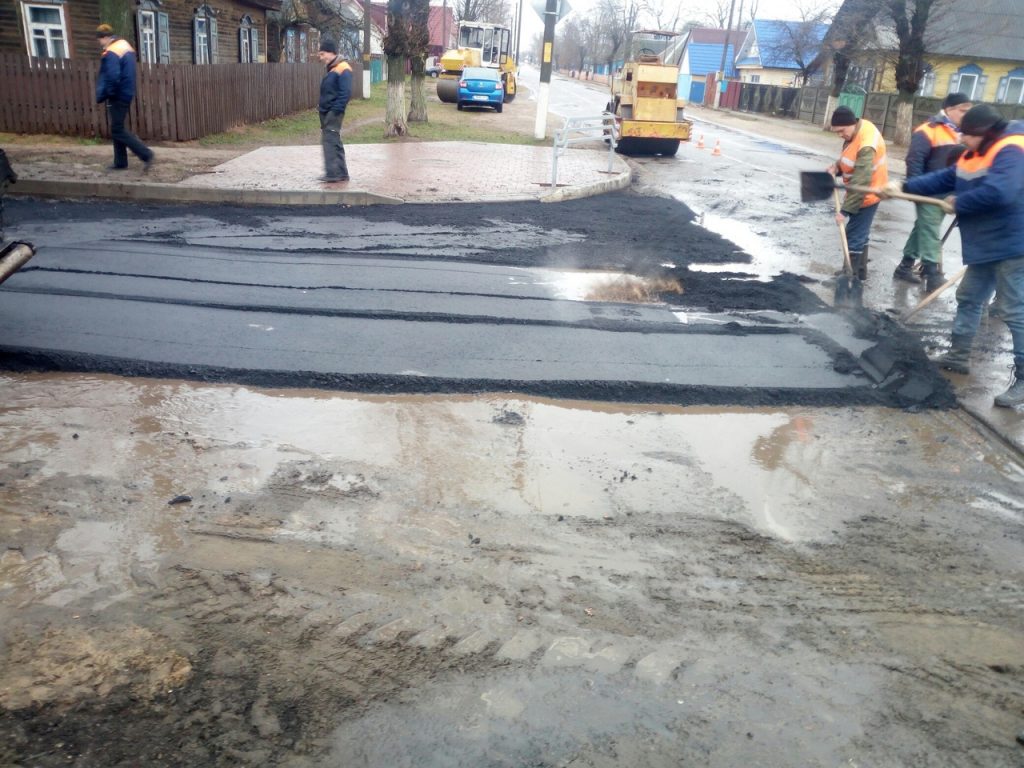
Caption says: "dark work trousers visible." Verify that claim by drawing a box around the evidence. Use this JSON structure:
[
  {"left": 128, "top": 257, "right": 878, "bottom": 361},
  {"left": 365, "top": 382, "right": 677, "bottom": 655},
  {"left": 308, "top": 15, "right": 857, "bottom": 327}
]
[
  {"left": 842, "top": 202, "right": 878, "bottom": 253},
  {"left": 320, "top": 111, "right": 349, "bottom": 179},
  {"left": 107, "top": 101, "right": 152, "bottom": 168}
]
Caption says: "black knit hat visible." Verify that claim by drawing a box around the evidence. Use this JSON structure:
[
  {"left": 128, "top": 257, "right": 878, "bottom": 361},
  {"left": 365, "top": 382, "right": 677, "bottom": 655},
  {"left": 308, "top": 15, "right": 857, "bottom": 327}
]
[
  {"left": 831, "top": 106, "right": 857, "bottom": 127},
  {"left": 319, "top": 38, "right": 338, "bottom": 54},
  {"left": 960, "top": 104, "right": 1007, "bottom": 136},
  {"left": 942, "top": 92, "right": 970, "bottom": 109}
]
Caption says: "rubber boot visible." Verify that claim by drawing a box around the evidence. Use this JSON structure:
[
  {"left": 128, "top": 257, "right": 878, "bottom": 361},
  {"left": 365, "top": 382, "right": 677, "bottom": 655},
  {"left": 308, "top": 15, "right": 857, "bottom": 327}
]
[
  {"left": 893, "top": 257, "right": 921, "bottom": 284},
  {"left": 856, "top": 246, "right": 869, "bottom": 281},
  {"left": 935, "top": 334, "right": 972, "bottom": 374},
  {"left": 994, "top": 365, "right": 1024, "bottom": 408},
  {"left": 921, "top": 261, "right": 945, "bottom": 293}
]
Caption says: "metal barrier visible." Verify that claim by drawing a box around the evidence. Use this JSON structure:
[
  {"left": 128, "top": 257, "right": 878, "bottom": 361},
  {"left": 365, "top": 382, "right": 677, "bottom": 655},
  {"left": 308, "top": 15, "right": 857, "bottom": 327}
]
[{"left": 551, "top": 113, "right": 619, "bottom": 188}]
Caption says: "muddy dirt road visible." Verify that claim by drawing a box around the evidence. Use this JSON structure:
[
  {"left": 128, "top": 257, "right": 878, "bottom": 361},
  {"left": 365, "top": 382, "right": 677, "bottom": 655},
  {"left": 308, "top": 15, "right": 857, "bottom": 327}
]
[{"left": 1, "top": 375, "right": 1023, "bottom": 767}]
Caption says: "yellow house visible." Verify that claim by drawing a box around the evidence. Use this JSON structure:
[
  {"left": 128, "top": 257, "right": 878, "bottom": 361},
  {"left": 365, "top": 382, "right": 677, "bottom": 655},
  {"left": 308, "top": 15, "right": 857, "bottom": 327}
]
[{"left": 820, "top": 0, "right": 1024, "bottom": 105}]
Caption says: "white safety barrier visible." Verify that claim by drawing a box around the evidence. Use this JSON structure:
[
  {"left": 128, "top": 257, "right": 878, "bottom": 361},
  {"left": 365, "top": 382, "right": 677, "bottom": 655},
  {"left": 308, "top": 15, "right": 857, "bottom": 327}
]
[{"left": 551, "top": 113, "right": 619, "bottom": 188}]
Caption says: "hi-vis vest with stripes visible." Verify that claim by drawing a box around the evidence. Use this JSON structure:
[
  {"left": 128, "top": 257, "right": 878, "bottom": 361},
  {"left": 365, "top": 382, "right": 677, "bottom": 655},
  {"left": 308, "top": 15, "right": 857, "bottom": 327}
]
[
  {"left": 839, "top": 120, "right": 888, "bottom": 207},
  {"left": 914, "top": 119, "right": 958, "bottom": 148},
  {"left": 102, "top": 38, "right": 134, "bottom": 59},
  {"left": 956, "top": 135, "right": 1024, "bottom": 182},
  {"left": 330, "top": 60, "right": 352, "bottom": 76}
]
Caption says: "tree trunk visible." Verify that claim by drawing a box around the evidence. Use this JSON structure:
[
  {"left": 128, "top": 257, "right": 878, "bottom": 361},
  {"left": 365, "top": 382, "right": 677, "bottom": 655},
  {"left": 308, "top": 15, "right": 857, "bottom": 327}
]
[
  {"left": 405, "top": 70, "right": 425, "bottom": 121},
  {"left": 385, "top": 54, "right": 408, "bottom": 137},
  {"left": 894, "top": 99, "right": 915, "bottom": 147}
]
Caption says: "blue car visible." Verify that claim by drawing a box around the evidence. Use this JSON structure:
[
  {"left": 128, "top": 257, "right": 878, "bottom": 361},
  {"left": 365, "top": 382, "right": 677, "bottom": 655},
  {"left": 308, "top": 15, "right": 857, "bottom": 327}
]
[{"left": 456, "top": 67, "right": 504, "bottom": 113}]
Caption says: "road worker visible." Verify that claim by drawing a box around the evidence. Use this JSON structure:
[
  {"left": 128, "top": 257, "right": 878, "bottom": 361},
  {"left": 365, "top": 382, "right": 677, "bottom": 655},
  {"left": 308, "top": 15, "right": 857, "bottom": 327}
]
[
  {"left": 894, "top": 92, "right": 971, "bottom": 291},
  {"left": 95, "top": 24, "right": 153, "bottom": 172},
  {"left": 881, "top": 104, "right": 1024, "bottom": 408},
  {"left": 316, "top": 39, "right": 352, "bottom": 184},
  {"left": 826, "top": 106, "right": 888, "bottom": 281}
]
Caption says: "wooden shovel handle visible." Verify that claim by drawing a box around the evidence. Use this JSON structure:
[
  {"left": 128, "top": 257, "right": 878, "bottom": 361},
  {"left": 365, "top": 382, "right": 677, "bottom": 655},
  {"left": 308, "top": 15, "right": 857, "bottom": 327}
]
[
  {"left": 901, "top": 266, "right": 967, "bottom": 321},
  {"left": 833, "top": 189, "right": 853, "bottom": 274},
  {"left": 845, "top": 183, "right": 955, "bottom": 213}
]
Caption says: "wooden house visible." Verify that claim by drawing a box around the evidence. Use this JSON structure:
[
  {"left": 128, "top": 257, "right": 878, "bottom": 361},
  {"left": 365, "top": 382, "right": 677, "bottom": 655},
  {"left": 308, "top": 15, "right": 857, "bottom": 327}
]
[{"left": 2, "top": 0, "right": 281, "bottom": 64}]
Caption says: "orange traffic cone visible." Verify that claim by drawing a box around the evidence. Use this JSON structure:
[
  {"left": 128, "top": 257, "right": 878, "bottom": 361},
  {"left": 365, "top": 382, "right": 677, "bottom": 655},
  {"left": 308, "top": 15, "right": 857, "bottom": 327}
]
[
  {"left": 697, "top": 134, "right": 705, "bottom": 149},
  {"left": 712, "top": 139, "right": 722, "bottom": 156}
]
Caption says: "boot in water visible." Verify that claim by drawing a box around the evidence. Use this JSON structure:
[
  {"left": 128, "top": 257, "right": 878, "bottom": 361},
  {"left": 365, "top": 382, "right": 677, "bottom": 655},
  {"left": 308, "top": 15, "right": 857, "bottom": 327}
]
[
  {"left": 935, "top": 335, "right": 972, "bottom": 374},
  {"left": 921, "top": 261, "right": 945, "bottom": 293},
  {"left": 994, "top": 365, "right": 1024, "bottom": 408},
  {"left": 893, "top": 257, "right": 921, "bottom": 284}
]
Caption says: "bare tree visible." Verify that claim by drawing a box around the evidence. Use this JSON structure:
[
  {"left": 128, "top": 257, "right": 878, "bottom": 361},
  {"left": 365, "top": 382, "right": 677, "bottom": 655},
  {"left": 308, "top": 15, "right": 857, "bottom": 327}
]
[
  {"left": 383, "top": 0, "right": 411, "bottom": 137},
  {"left": 408, "top": 0, "right": 431, "bottom": 122},
  {"left": 278, "top": 0, "right": 363, "bottom": 60},
  {"left": 703, "top": 0, "right": 732, "bottom": 28},
  {"left": 455, "top": 0, "right": 512, "bottom": 24},
  {"left": 596, "top": 0, "right": 640, "bottom": 70},
  {"left": 758, "top": 4, "right": 833, "bottom": 85},
  {"left": 642, "top": 0, "right": 683, "bottom": 32},
  {"left": 886, "top": 0, "right": 956, "bottom": 98}
]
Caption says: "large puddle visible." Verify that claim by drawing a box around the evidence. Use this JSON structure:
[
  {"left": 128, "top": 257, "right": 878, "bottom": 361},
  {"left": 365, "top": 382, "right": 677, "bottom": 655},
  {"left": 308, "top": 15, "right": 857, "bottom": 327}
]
[{"left": 0, "top": 373, "right": 935, "bottom": 546}]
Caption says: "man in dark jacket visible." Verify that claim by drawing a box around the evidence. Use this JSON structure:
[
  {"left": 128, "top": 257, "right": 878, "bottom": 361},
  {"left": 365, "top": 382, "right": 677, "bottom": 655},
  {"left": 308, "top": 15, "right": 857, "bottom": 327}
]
[
  {"left": 317, "top": 39, "right": 352, "bottom": 183},
  {"left": 894, "top": 92, "right": 971, "bottom": 290},
  {"left": 95, "top": 24, "right": 153, "bottom": 172},
  {"left": 882, "top": 105, "right": 1024, "bottom": 407}
]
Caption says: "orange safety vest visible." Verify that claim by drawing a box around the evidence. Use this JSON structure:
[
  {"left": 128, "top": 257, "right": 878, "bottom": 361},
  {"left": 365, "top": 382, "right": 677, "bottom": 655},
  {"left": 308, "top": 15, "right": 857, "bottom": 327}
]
[
  {"left": 838, "top": 119, "right": 888, "bottom": 207},
  {"left": 103, "top": 38, "right": 135, "bottom": 58},
  {"left": 330, "top": 60, "right": 352, "bottom": 76},
  {"left": 913, "top": 119, "right": 958, "bottom": 149},
  {"left": 956, "top": 134, "right": 1024, "bottom": 181}
]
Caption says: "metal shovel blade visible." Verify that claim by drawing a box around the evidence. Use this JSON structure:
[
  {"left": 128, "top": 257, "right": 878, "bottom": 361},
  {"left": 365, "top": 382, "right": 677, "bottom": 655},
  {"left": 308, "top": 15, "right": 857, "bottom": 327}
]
[
  {"left": 800, "top": 171, "right": 840, "bottom": 203},
  {"left": 834, "top": 272, "right": 863, "bottom": 309}
]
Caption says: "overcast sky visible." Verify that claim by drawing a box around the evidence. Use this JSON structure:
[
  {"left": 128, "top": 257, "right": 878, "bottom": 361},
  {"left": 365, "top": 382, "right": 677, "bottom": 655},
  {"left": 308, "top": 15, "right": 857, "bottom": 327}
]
[{"left": 516, "top": 0, "right": 835, "bottom": 45}]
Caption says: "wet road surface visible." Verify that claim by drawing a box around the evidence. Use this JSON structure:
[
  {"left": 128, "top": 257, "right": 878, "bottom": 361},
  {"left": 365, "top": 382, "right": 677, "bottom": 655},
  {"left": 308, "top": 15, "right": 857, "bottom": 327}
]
[{"left": 0, "top": 196, "right": 952, "bottom": 406}]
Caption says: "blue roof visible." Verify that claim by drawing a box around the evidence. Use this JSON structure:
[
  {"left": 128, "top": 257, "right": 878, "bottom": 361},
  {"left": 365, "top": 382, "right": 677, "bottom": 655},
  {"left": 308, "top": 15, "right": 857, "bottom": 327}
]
[
  {"left": 689, "top": 43, "right": 738, "bottom": 77},
  {"left": 748, "top": 19, "right": 828, "bottom": 69}
]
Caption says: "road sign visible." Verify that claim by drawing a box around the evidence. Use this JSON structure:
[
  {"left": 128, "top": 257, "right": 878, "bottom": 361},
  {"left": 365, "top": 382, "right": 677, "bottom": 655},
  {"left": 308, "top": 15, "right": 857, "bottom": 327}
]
[{"left": 531, "top": 0, "right": 571, "bottom": 22}]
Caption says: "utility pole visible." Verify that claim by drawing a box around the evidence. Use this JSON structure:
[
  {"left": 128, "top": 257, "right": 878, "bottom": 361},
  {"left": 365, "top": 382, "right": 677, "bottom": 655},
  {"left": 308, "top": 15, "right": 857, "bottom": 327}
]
[
  {"left": 514, "top": 0, "right": 524, "bottom": 67},
  {"left": 714, "top": 0, "right": 736, "bottom": 108},
  {"left": 534, "top": 0, "right": 558, "bottom": 139},
  {"left": 363, "top": 0, "right": 372, "bottom": 98}
]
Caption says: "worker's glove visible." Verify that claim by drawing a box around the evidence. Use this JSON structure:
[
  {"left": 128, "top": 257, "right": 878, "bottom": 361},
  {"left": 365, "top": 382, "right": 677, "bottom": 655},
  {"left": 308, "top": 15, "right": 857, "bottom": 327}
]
[
  {"left": 941, "top": 196, "right": 956, "bottom": 215},
  {"left": 876, "top": 181, "right": 903, "bottom": 199}
]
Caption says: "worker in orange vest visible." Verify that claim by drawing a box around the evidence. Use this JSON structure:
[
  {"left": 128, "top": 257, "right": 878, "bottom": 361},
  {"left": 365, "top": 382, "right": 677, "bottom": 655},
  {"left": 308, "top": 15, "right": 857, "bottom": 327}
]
[
  {"left": 825, "top": 106, "right": 888, "bottom": 281},
  {"left": 95, "top": 24, "right": 153, "bottom": 172},
  {"left": 894, "top": 92, "right": 971, "bottom": 291}
]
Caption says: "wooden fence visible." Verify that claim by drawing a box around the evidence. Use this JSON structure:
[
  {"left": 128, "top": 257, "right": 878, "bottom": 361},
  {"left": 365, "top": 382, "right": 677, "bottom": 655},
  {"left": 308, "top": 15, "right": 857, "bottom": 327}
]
[
  {"left": 0, "top": 54, "right": 364, "bottom": 141},
  {"left": 753, "top": 82, "right": 1024, "bottom": 143}
]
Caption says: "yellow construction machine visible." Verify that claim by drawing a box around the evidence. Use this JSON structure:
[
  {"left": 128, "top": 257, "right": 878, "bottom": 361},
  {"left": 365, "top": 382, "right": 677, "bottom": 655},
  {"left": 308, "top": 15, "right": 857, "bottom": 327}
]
[
  {"left": 607, "top": 30, "right": 691, "bottom": 156},
  {"left": 436, "top": 22, "right": 517, "bottom": 105}
]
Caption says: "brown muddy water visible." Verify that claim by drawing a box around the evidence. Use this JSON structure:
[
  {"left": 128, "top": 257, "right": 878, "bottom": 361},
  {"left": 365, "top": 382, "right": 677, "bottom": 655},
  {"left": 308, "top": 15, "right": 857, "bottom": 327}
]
[{"left": 1, "top": 373, "right": 1022, "bottom": 767}]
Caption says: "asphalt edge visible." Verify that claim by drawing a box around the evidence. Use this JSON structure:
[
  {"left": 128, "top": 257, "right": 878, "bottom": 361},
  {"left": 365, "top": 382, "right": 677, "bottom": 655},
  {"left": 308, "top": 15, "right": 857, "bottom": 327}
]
[{"left": 10, "top": 179, "right": 406, "bottom": 206}]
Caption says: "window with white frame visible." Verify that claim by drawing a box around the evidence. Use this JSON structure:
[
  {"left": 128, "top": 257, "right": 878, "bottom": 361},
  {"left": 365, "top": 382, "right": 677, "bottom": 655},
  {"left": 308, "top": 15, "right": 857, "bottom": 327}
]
[
  {"left": 21, "top": 2, "right": 68, "bottom": 59},
  {"left": 193, "top": 5, "right": 218, "bottom": 64},
  {"left": 949, "top": 64, "right": 985, "bottom": 101},
  {"left": 136, "top": 2, "right": 170, "bottom": 64},
  {"left": 916, "top": 66, "right": 935, "bottom": 97},
  {"left": 239, "top": 15, "right": 259, "bottom": 62},
  {"left": 997, "top": 68, "right": 1024, "bottom": 105}
]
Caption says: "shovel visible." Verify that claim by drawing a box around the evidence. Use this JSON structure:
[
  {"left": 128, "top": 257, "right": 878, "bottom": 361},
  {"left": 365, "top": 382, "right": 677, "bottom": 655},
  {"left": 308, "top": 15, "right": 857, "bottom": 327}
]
[
  {"left": 901, "top": 266, "right": 966, "bottom": 322},
  {"left": 800, "top": 172, "right": 955, "bottom": 214},
  {"left": 832, "top": 189, "right": 862, "bottom": 308}
]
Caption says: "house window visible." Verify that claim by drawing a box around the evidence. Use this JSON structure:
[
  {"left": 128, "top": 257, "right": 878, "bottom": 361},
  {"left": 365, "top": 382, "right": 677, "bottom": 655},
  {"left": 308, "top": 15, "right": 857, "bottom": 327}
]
[
  {"left": 136, "top": 3, "right": 170, "bottom": 64},
  {"left": 916, "top": 66, "right": 935, "bottom": 97},
  {"left": 949, "top": 63, "right": 985, "bottom": 101},
  {"left": 194, "top": 5, "right": 218, "bottom": 64},
  {"left": 997, "top": 67, "right": 1024, "bottom": 105},
  {"left": 239, "top": 15, "right": 259, "bottom": 63},
  {"left": 750, "top": 74, "right": 760, "bottom": 83},
  {"left": 21, "top": 2, "right": 68, "bottom": 59},
  {"left": 299, "top": 31, "right": 308, "bottom": 62},
  {"left": 847, "top": 65, "right": 875, "bottom": 91}
]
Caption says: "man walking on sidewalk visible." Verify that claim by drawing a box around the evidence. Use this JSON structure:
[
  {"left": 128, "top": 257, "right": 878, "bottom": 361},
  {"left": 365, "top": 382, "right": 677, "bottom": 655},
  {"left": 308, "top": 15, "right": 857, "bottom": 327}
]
[
  {"left": 894, "top": 92, "right": 971, "bottom": 291},
  {"left": 95, "top": 24, "right": 153, "bottom": 172},
  {"left": 317, "top": 39, "right": 352, "bottom": 184},
  {"left": 884, "top": 105, "right": 1024, "bottom": 408},
  {"left": 825, "top": 106, "right": 887, "bottom": 281}
]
